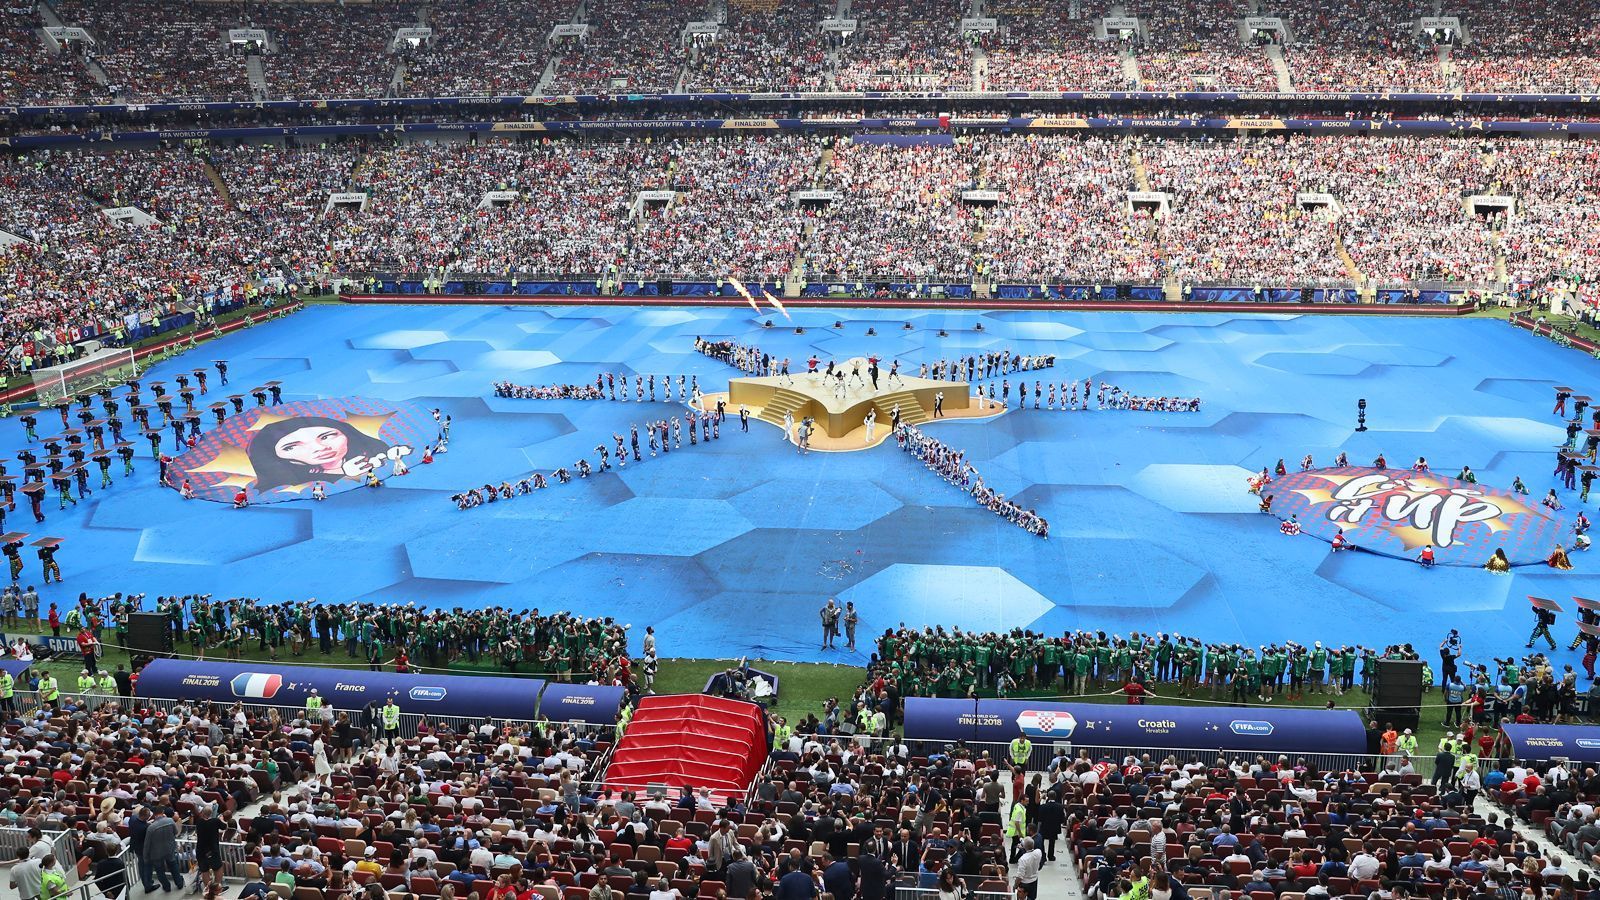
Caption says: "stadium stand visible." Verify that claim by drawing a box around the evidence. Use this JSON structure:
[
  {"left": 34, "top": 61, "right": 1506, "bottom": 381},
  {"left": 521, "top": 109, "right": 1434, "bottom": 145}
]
[
  {"left": 1128, "top": 0, "right": 1277, "bottom": 90},
  {"left": 1449, "top": 0, "right": 1600, "bottom": 93},
  {"left": 1274, "top": 0, "right": 1444, "bottom": 91},
  {"left": 8, "top": 130, "right": 1600, "bottom": 365},
  {"left": 832, "top": 0, "right": 974, "bottom": 91},
  {"left": 983, "top": 0, "right": 1130, "bottom": 91},
  {"left": 682, "top": 0, "right": 832, "bottom": 92},
  {"left": 544, "top": 0, "right": 689, "bottom": 94},
  {"left": 254, "top": 2, "right": 418, "bottom": 100},
  {"left": 402, "top": 0, "right": 569, "bottom": 97},
  {"left": 50, "top": 0, "right": 256, "bottom": 102},
  {"left": 0, "top": 3, "right": 105, "bottom": 104}
]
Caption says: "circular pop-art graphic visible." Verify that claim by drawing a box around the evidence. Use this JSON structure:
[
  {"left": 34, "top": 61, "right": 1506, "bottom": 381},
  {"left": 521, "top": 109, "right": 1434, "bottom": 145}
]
[
  {"left": 1269, "top": 466, "right": 1567, "bottom": 567},
  {"left": 166, "top": 397, "right": 435, "bottom": 503}
]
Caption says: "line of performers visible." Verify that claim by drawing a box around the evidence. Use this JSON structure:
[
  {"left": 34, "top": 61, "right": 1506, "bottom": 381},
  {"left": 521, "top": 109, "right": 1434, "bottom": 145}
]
[
  {"left": 492, "top": 381, "right": 606, "bottom": 400},
  {"left": 921, "top": 352, "right": 1056, "bottom": 382},
  {"left": 569, "top": 373, "right": 699, "bottom": 403},
  {"left": 896, "top": 423, "right": 1049, "bottom": 538},
  {"left": 451, "top": 409, "right": 735, "bottom": 509},
  {"left": 695, "top": 337, "right": 776, "bottom": 376},
  {"left": 986, "top": 378, "right": 1202, "bottom": 412}
]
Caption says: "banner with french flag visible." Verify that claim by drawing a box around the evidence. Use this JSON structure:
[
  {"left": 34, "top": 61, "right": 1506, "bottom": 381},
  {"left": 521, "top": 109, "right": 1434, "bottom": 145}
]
[{"left": 230, "top": 672, "right": 283, "bottom": 699}]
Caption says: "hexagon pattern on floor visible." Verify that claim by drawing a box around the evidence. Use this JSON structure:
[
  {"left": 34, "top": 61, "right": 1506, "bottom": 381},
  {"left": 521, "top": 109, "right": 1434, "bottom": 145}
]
[{"left": 27, "top": 305, "right": 1600, "bottom": 664}]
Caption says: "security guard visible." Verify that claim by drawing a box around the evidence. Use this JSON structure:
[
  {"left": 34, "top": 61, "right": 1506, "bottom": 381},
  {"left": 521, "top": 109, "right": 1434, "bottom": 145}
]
[
  {"left": 381, "top": 696, "right": 401, "bottom": 742},
  {"left": 1006, "top": 797, "right": 1028, "bottom": 862},
  {"left": 1396, "top": 727, "right": 1418, "bottom": 758},
  {"left": 772, "top": 715, "right": 793, "bottom": 751},
  {"left": 1009, "top": 731, "right": 1033, "bottom": 771},
  {"left": 615, "top": 701, "right": 634, "bottom": 741},
  {"left": 37, "top": 670, "right": 60, "bottom": 707},
  {"left": 0, "top": 666, "right": 13, "bottom": 715},
  {"left": 76, "top": 668, "right": 94, "bottom": 699},
  {"left": 305, "top": 688, "right": 324, "bottom": 719},
  {"left": 95, "top": 670, "right": 116, "bottom": 697}
]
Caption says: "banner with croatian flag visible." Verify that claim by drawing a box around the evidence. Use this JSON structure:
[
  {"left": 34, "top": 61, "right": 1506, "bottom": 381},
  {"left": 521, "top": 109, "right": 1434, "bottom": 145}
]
[{"left": 903, "top": 698, "right": 1366, "bottom": 754}]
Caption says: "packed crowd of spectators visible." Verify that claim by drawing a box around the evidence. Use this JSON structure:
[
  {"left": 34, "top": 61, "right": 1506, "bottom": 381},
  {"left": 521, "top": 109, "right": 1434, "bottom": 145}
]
[
  {"left": 1494, "top": 142, "right": 1600, "bottom": 297},
  {"left": 403, "top": 0, "right": 567, "bottom": 97},
  {"left": 1130, "top": 0, "right": 1277, "bottom": 90},
  {"left": 1142, "top": 137, "right": 1351, "bottom": 284},
  {"left": 833, "top": 0, "right": 973, "bottom": 92},
  {"left": 254, "top": 2, "right": 417, "bottom": 100},
  {"left": 53, "top": 0, "right": 255, "bottom": 102},
  {"left": 9, "top": 0, "right": 1600, "bottom": 102},
  {"left": 625, "top": 136, "right": 822, "bottom": 282},
  {"left": 983, "top": 0, "right": 1131, "bottom": 91},
  {"left": 805, "top": 139, "right": 976, "bottom": 282},
  {"left": 0, "top": 3, "right": 106, "bottom": 104},
  {"left": 683, "top": 0, "right": 831, "bottom": 92},
  {"left": 0, "top": 147, "right": 270, "bottom": 371},
  {"left": 545, "top": 0, "right": 688, "bottom": 95},
  {"left": 9, "top": 132, "right": 1600, "bottom": 365},
  {"left": 1314, "top": 137, "right": 1499, "bottom": 285},
  {"left": 1449, "top": 0, "right": 1600, "bottom": 93},
  {"left": 973, "top": 135, "right": 1162, "bottom": 285},
  {"left": 1275, "top": 0, "right": 1443, "bottom": 91}
]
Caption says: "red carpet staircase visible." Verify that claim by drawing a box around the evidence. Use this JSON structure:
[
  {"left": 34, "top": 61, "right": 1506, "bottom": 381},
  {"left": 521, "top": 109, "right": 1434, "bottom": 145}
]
[{"left": 605, "top": 694, "right": 766, "bottom": 801}]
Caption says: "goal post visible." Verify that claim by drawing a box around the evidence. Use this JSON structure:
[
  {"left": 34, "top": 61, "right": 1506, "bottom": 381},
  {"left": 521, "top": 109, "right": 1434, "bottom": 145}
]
[{"left": 30, "top": 347, "right": 138, "bottom": 405}]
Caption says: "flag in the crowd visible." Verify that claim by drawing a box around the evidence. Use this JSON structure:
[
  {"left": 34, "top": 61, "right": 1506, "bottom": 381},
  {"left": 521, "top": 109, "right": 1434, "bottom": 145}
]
[
  {"left": 230, "top": 672, "right": 284, "bottom": 699},
  {"left": 761, "top": 288, "right": 791, "bottom": 320}
]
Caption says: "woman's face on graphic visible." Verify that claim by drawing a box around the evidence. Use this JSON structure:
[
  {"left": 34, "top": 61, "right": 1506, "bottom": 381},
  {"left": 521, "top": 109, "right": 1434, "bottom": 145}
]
[{"left": 273, "top": 425, "right": 349, "bottom": 473}]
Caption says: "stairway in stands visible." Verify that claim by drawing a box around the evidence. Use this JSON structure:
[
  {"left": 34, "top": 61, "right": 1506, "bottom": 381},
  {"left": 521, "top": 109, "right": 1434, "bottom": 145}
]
[
  {"left": 756, "top": 387, "right": 810, "bottom": 426},
  {"left": 873, "top": 390, "right": 930, "bottom": 425},
  {"left": 606, "top": 695, "right": 766, "bottom": 802}
]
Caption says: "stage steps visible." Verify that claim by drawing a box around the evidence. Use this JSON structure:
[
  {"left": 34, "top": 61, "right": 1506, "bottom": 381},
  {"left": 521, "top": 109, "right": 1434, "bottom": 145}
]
[
  {"left": 874, "top": 390, "right": 931, "bottom": 426},
  {"left": 755, "top": 386, "right": 810, "bottom": 426}
]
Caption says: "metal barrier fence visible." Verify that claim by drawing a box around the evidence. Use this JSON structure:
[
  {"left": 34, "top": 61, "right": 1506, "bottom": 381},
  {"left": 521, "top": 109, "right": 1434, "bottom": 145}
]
[
  {"left": 895, "top": 885, "right": 1012, "bottom": 900},
  {"left": 177, "top": 838, "right": 252, "bottom": 880},
  {"left": 0, "top": 825, "right": 77, "bottom": 867},
  {"left": 74, "top": 845, "right": 134, "bottom": 900}
]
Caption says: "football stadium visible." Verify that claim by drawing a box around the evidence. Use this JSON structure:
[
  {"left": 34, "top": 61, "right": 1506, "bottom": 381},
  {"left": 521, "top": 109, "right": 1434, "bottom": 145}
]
[{"left": 3, "top": 3, "right": 1600, "bottom": 900}]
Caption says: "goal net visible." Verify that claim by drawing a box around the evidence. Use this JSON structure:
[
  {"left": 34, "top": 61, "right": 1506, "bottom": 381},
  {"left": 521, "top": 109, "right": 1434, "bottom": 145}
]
[{"left": 31, "top": 347, "right": 138, "bottom": 406}]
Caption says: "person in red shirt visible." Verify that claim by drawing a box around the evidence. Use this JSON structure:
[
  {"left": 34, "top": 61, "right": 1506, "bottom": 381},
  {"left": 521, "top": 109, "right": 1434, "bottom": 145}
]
[
  {"left": 232, "top": 488, "right": 249, "bottom": 508},
  {"left": 1122, "top": 679, "right": 1150, "bottom": 704},
  {"left": 76, "top": 626, "right": 100, "bottom": 675},
  {"left": 47, "top": 603, "right": 61, "bottom": 637}
]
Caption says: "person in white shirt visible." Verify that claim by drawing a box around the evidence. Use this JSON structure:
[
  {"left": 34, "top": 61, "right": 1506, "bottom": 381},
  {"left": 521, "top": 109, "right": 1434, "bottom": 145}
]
[
  {"left": 1541, "top": 854, "right": 1569, "bottom": 880},
  {"left": 1013, "top": 838, "right": 1043, "bottom": 899},
  {"left": 648, "top": 879, "right": 682, "bottom": 900},
  {"left": 469, "top": 845, "right": 494, "bottom": 871},
  {"left": 410, "top": 839, "right": 438, "bottom": 866},
  {"left": 1348, "top": 851, "right": 1381, "bottom": 881}
]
